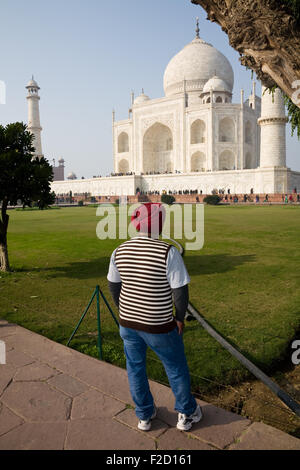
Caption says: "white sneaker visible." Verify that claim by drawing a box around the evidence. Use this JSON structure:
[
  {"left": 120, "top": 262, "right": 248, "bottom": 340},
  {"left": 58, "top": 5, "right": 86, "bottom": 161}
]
[
  {"left": 177, "top": 404, "right": 203, "bottom": 431},
  {"left": 138, "top": 406, "right": 157, "bottom": 431}
]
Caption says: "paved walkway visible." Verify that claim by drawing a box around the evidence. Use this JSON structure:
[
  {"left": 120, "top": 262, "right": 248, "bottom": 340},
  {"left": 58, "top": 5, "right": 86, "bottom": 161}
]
[{"left": 0, "top": 319, "right": 299, "bottom": 450}]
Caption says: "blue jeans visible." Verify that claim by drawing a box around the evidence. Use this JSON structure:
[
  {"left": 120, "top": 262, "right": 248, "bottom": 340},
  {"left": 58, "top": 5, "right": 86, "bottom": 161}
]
[{"left": 119, "top": 325, "right": 197, "bottom": 420}]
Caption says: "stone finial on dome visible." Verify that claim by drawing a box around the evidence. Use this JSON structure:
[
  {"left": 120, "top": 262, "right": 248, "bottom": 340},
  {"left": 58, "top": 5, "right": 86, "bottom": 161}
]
[{"left": 196, "top": 17, "right": 200, "bottom": 39}]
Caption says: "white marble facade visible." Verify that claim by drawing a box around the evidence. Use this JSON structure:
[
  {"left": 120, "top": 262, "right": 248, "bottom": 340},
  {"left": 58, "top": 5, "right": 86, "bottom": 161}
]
[{"left": 52, "top": 24, "right": 300, "bottom": 197}]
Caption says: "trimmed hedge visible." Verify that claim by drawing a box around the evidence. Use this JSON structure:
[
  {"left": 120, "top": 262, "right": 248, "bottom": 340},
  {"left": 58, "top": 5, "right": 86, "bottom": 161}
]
[
  {"left": 203, "top": 195, "right": 222, "bottom": 205},
  {"left": 161, "top": 194, "right": 175, "bottom": 205}
]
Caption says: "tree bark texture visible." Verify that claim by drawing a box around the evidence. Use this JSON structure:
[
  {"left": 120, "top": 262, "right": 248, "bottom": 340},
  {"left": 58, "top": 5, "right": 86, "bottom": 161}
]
[
  {"left": 0, "top": 243, "right": 10, "bottom": 272},
  {"left": 0, "top": 199, "right": 10, "bottom": 272},
  {"left": 191, "top": 0, "right": 300, "bottom": 106}
]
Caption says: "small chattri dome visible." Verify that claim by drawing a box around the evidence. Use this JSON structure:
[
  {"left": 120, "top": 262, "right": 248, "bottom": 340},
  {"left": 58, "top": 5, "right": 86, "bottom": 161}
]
[
  {"left": 26, "top": 76, "right": 40, "bottom": 89},
  {"left": 203, "top": 75, "right": 231, "bottom": 94},
  {"left": 67, "top": 172, "right": 77, "bottom": 180},
  {"left": 134, "top": 90, "right": 150, "bottom": 105}
]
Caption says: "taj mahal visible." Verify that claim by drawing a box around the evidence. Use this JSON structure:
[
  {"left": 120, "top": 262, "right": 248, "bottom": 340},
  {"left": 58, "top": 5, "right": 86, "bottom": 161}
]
[{"left": 28, "top": 20, "right": 300, "bottom": 197}]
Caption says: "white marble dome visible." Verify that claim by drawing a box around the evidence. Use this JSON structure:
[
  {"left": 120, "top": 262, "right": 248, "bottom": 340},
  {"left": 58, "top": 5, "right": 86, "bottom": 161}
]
[
  {"left": 203, "top": 75, "right": 231, "bottom": 93},
  {"left": 163, "top": 37, "right": 234, "bottom": 97}
]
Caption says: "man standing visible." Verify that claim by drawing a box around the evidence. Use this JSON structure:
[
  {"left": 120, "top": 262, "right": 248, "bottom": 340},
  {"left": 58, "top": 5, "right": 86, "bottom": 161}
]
[{"left": 107, "top": 202, "right": 202, "bottom": 432}]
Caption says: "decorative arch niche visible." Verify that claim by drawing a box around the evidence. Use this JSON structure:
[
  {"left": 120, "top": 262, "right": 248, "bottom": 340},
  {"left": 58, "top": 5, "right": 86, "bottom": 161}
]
[
  {"left": 190, "top": 119, "right": 206, "bottom": 144},
  {"left": 245, "top": 152, "right": 255, "bottom": 169},
  {"left": 143, "top": 123, "right": 173, "bottom": 173},
  {"left": 118, "top": 159, "right": 129, "bottom": 174},
  {"left": 245, "top": 121, "right": 252, "bottom": 144},
  {"left": 118, "top": 132, "right": 129, "bottom": 153},
  {"left": 219, "top": 117, "right": 235, "bottom": 142},
  {"left": 219, "top": 150, "right": 235, "bottom": 170},
  {"left": 191, "top": 151, "right": 206, "bottom": 172}
]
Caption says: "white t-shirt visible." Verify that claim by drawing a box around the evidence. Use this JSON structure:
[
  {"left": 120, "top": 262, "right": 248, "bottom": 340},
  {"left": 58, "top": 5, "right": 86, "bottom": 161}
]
[{"left": 107, "top": 243, "right": 190, "bottom": 289}]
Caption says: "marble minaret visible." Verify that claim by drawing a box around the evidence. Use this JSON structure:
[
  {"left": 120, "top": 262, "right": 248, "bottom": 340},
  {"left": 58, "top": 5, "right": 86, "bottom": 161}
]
[
  {"left": 258, "top": 86, "right": 288, "bottom": 168},
  {"left": 26, "top": 76, "right": 43, "bottom": 159}
]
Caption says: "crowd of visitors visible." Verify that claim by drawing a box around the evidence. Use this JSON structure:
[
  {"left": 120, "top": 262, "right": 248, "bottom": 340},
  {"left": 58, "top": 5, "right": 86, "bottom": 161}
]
[
  {"left": 53, "top": 187, "right": 300, "bottom": 205},
  {"left": 111, "top": 171, "right": 135, "bottom": 177}
]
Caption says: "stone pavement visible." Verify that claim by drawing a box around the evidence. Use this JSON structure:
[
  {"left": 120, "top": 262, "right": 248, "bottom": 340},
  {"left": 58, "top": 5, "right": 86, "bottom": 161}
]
[{"left": 0, "top": 319, "right": 299, "bottom": 451}]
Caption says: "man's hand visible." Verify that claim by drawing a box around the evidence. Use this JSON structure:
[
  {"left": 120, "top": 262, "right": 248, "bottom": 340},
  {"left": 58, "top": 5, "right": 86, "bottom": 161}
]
[{"left": 176, "top": 320, "right": 184, "bottom": 335}]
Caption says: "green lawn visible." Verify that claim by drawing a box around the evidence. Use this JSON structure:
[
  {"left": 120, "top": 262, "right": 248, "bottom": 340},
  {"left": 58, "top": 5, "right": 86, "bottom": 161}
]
[{"left": 0, "top": 205, "right": 299, "bottom": 393}]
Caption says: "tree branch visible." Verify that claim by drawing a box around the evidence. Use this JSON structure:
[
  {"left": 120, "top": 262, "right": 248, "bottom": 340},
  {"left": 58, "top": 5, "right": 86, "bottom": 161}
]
[{"left": 191, "top": 0, "right": 300, "bottom": 107}]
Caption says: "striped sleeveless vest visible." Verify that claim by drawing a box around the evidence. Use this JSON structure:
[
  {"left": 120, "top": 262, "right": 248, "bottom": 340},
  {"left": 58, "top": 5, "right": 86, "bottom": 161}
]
[{"left": 114, "top": 237, "right": 177, "bottom": 333}]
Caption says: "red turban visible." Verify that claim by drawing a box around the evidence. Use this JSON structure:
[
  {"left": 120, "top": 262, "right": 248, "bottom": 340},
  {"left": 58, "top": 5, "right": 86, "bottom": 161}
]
[{"left": 131, "top": 203, "right": 165, "bottom": 236}]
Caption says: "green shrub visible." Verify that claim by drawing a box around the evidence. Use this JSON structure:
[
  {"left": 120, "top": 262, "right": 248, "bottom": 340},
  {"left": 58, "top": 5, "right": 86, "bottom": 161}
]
[
  {"left": 15, "top": 206, "right": 60, "bottom": 211},
  {"left": 203, "top": 195, "right": 221, "bottom": 205},
  {"left": 78, "top": 200, "right": 84, "bottom": 206},
  {"left": 161, "top": 194, "right": 175, "bottom": 205}
]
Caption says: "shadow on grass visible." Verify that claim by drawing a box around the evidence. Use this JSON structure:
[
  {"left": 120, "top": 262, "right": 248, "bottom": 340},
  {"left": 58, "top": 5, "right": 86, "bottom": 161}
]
[
  {"left": 184, "top": 253, "right": 256, "bottom": 275},
  {"left": 12, "top": 258, "right": 111, "bottom": 279},
  {"left": 12, "top": 253, "right": 256, "bottom": 279}
]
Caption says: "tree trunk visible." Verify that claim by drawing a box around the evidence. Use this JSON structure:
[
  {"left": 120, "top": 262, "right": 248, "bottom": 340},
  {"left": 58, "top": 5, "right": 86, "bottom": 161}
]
[
  {"left": 0, "top": 198, "right": 10, "bottom": 272},
  {"left": 0, "top": 242, "right": 10, "bottom": 272},
  {"left": 191, "top": 0, "right": 300, "bottom": 106}
]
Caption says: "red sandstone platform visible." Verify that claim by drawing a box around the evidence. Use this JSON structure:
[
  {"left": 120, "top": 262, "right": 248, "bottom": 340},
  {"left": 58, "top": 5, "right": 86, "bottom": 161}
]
[{"left": 0, "top": 319, "right": 299, "bottom": 450}]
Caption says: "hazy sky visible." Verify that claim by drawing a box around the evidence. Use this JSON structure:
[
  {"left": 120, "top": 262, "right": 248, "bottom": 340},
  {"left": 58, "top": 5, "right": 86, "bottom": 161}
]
[{"left": 1, "top": 0, "right": 299, "bottom": 177}]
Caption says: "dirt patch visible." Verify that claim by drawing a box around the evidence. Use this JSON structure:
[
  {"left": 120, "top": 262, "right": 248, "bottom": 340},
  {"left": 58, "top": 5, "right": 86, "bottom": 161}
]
[{"left": 199, "top": 365, "right": 300, "bottom": 438}]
